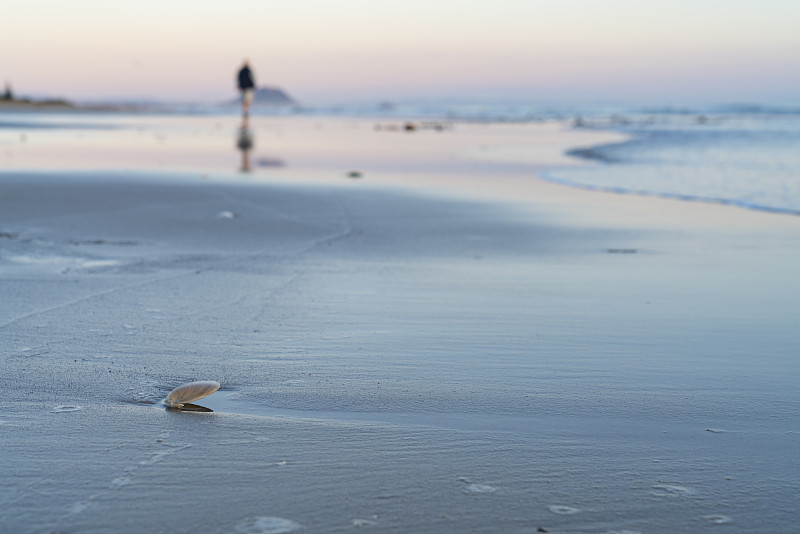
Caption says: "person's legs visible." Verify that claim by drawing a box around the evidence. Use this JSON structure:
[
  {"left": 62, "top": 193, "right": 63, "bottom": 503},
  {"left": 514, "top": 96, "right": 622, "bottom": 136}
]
[{"left": 242, "top": 89, "right": 254, "bottom": 119}]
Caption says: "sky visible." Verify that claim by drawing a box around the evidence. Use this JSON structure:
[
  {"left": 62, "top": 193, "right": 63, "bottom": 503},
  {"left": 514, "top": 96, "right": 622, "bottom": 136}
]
[{"left": 2, "top": 0, "right": 799, "bottom": 105}]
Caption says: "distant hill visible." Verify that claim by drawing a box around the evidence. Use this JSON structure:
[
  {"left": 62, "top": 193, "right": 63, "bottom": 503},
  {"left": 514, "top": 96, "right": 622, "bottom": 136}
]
[
  {"left": 0, "top": 98, "right": 75, "bottom": 110},
  {"left": 229, "top": 86, "right": 297, "bottom": 107},
  {"left": 0, "top": 87, "right": 75, "bottom": 110}
]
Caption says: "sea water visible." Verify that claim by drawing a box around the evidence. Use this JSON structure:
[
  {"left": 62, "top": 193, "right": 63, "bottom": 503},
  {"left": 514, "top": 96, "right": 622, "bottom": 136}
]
[
  {"left": 4, "top": 104, "right": 799, "bottom": 218},
  {"left": 295, "top": 101, "right": 800, "bottom": 216},
  {"left": 538, "top": 105, "right": 800, "bottom": 216}
]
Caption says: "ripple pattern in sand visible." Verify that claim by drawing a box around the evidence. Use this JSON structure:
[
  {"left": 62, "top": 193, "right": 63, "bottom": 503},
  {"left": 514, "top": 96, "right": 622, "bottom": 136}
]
[{"left": 60, "top": 432, "right": 191, "bottom": 523}]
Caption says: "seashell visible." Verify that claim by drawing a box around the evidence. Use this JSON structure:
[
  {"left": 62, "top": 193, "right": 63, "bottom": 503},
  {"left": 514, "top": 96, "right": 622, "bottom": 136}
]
[{"left": 164, "top": 380, "right": 220, "bottom": 408}]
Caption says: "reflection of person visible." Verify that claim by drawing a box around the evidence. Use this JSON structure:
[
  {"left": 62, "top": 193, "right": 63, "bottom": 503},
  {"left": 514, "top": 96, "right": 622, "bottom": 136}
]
[
  {"left": 236, "top": 120, "right": 254, "bottom": 173},
  {"left": 237, "top": 61, "right": 255, "bottom": 120}
]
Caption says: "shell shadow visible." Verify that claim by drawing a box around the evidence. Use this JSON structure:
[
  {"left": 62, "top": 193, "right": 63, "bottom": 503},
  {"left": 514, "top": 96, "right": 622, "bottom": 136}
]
[{"left": 165, "top": 402, "right": 214, "bottom": 413}]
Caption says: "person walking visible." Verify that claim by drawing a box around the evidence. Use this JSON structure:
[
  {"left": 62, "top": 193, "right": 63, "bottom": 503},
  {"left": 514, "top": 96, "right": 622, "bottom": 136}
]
[{"left": 237, "top": 61, "right": 255, "bottom": 121}]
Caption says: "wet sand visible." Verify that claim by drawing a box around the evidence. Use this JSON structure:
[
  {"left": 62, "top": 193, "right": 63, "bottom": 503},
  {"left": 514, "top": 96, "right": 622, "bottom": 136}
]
[{"left": 1, "top": 117, "right": 799, "bottom": 533}]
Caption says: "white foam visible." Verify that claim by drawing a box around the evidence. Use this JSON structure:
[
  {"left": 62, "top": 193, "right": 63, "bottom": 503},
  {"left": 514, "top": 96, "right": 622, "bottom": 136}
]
[
  {"left": 280, "top": 379, "right": 307, "bottom": 386},
  {"left": 9, "top": 254, "right": 68, "bottom": 265},
  {"left": 69, "top": 501, "right": 90, "bottom": 515},
  {"left": 548, "top": 505, "right": 580, "bottom": 515},
  {"left": 111, "top": 477, "right": 130, "bottom": 488},
  {"left": 80, "top": 259, "right": 121, "bottom": 269},
  {"left": 216, "top": 210, "right": 238, "bottom": 219},
  {"left": 465, "top": 483, "right": 497, "bottom": 494},
  {"left": 53, "top": 405, "right": 82, "bottom": 413},
  {"left": 234, "top": 516, "right": 302, "bottom": 534},
  {"left": 651, "top": 484, "right": 694, "bottom": 496},
  {"left": 703, "top": 515, "right": 732, "bottom": 524}
]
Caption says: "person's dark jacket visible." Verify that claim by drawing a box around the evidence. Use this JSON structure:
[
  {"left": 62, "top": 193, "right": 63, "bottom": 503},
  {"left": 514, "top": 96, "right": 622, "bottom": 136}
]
[{"left": 238, "top": 66, "right": 255, "bottom": 90}]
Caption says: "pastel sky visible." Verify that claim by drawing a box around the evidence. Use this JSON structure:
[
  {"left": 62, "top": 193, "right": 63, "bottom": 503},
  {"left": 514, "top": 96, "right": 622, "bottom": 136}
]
[{"left": 2, "top": 0, "right": 799, "bottom": 104}]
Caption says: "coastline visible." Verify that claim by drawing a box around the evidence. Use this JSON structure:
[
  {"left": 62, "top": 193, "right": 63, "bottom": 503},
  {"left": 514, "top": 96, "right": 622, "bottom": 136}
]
[
  {"left": 547, "top": 112, "right": 800, "bottom": 218},
  {"left": 1, "top": 116, "right": 799, "bottom": 533}
]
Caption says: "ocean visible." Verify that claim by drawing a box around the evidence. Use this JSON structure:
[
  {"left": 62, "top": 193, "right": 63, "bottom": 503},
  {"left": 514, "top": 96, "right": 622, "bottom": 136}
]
[
  {"left": 350, "top": 101, "right": 800, "bottom": 216},
  {"left": 2, "top": 102, "right": 799, "bottom": 217},
  {"left": 545, "top": 105, "right": 800, "bottom": 216}
]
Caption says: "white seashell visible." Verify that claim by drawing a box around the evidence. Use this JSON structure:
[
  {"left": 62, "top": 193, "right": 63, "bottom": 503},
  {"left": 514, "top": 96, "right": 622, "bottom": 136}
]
[{"left": 164, "top": 381, "right": 220, "bottom": 408}]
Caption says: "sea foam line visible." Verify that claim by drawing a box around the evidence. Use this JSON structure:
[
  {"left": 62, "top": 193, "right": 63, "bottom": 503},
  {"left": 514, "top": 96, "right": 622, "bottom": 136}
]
[{"left": 539, "top": 170, "right": 800, "bottom": 218}]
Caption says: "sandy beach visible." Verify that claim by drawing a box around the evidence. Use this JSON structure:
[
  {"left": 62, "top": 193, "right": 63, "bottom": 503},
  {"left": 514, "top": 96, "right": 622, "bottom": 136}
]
[{"left": 1, "top": 116, "right": 799, "bottom": 533}]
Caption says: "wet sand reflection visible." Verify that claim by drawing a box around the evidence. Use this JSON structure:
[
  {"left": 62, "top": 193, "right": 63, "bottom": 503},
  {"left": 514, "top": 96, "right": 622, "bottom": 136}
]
[{"left": 236, "top": 121, "right": 254, "bottom": 172}]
